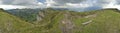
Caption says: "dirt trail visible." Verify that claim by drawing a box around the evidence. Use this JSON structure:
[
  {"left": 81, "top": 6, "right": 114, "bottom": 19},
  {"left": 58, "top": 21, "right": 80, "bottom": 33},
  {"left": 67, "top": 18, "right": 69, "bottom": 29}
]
[
  {"left": 59, "top": 12, "right": 75, "bottom": 33},
  {"left": 60, "top": 19, "right": 74, "bottom": 33}
]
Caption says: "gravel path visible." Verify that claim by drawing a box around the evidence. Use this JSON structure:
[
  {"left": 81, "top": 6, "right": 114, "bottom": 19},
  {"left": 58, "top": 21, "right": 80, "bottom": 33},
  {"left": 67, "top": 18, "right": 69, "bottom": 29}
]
[{"left": 59, "top": 12, "right": 75, "bottom": 33}]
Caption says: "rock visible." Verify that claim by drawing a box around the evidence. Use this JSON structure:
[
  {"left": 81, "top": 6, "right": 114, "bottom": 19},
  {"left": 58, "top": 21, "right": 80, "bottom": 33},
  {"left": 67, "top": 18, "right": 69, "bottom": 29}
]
[{"left": 82, "top": 20, "right": 92, "bottom": 25}]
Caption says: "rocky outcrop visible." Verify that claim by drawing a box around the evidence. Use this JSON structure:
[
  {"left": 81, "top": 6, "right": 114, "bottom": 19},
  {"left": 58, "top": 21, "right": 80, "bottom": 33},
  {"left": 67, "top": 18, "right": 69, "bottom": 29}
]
[{"left": 37, "top": 11, "right": 45, "bottom": 21}]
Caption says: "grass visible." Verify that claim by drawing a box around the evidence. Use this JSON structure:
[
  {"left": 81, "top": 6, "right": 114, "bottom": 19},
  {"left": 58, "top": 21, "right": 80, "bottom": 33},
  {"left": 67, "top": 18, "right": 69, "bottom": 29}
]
[
  {"left": 0, "top": 10, "right": 33, "bottom": 33},
  {"left": 72, "top": 9, "right": 120, "bottom": 33},
  {"left": 0, "top": 8, "right": 120, "bottom": 33}
]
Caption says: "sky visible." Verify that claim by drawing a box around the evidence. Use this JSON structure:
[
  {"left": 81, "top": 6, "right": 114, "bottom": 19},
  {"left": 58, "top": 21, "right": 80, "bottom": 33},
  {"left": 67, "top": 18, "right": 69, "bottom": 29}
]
[{"left": 0, "top": 0, "right": 120, "bottom": 11}]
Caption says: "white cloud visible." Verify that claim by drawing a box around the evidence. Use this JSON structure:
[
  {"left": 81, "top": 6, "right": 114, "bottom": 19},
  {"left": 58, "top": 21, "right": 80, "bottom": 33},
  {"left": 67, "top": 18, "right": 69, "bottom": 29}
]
[
  {"left": 104, "top": 5, "right": 120, "bottom": 10},
  {"left": 0, "top": 5, "right": 28, "bottom": 10},
  {"left": 103, "top": 0, "right": 120, "bottom": 10},
  {"left": 0, "top": 2, "right": 46, "bottom": 10},
  {"left": 102, "top": 0, "right": 115, "bottom": 2},
  {"left": 66, "top": 3, "right": 90, "bottom": 8},
  {"left": 34, "top": 0, "right": 119, "bottom": 11},
  {"left": 45, "top": 0, "right": 56, "bottom": 7},
  {"left": 103, "top": 1, "right": 120, "bottom": 10},
  {"left": 1, "top": 0, "right": 39, "bottom": 6},
  {"left": 0, "top": 0, "right": 120, "bottom": 11},
  {"left": 0, "top": 0, "right": 46, "bottom": 9}
]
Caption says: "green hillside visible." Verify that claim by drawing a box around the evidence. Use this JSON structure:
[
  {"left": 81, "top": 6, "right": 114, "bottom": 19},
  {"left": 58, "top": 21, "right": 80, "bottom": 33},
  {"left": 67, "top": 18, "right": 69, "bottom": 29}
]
[
  {"left": 0, "top": 9, "right": 33, "bottom": 33},
  {"left": 33, "top": 8, "right": 120, "bottom": 33},
  {"left": 72, "top": 9, "right": 120, "bottom": 33},
  {"left": 0, "top": 8, "right": 120, "bottom": 33}
]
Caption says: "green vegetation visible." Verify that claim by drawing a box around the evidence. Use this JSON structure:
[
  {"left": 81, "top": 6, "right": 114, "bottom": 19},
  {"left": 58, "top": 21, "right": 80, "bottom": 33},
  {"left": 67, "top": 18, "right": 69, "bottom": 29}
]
[
  {"left": 0, "top": 8, "right": 120, "bottom": 33},
  {"left": 0, "top": 9, "right": 33, "bottom": 33},
  {"left": 6, "top": 9, "right": 40, "bottom": 22}
]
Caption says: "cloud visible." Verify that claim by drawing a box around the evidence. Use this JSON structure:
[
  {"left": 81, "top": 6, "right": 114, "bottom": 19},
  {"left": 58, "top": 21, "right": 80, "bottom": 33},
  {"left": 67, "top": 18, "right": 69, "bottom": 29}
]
[
  {"left": 1, "top": 0, "right": 39, "bottom": 6},
  {"left": 52, "top": 0, "right": 84, "bottom": 4},
  {"left": 0, "top": 0, "right": 2, "bottom": 4},
  {"left": 48, "top": 0, "right": 120, "bottom": 11},
  {"left": 66, "top": 3, "right": 90, "bottom": 8},
  {"left": 0, "top": 5, "right": 28, "bottom": 10},
  {"left": 0, "top": 0, "right": 46, "bottom": 9},
  {"left": 45, "top": 0, "right": 57, "bottom": 7},
  {"left": 103, "top": 0, "right": 120, "bottom": 10},
  {"left": 116, "top": 0, "right": 120, "bottom": 4},
  {"left": 45, "top": 0, "right": 85, "bottom": 7},
  {"left": 0, "top": 0, "right": 120, "bottom": 11},
  {"left": 45, "top": 0, "right": 102, "bottom": 11}
]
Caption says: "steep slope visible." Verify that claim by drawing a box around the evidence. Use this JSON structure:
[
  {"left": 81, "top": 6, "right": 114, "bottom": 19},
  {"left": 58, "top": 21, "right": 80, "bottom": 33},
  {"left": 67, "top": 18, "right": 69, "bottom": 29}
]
[
  {"left": 34, "top": 8, "right": 120, "bottom": 33},
  {"left": 6, "top": 9, "right": 40, "bottom": 22},
  {"left": 72, "top": 9, "right": 120, "bottom": 33},
  {"left": 0, "top": 9, "right": 33, "bottom": 33}
]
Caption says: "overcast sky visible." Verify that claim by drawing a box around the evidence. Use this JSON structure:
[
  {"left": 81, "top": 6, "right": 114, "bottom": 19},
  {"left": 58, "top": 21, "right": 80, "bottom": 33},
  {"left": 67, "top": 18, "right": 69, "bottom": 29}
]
[{"left": 0, "top": 0, "right": 120, "bottom": 11}]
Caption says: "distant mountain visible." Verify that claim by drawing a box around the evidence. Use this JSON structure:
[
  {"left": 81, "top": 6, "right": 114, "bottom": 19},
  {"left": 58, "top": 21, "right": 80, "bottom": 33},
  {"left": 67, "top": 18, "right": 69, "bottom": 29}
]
[
  {"left": 5, "top": 8, "right": 69, "bottom": 22},
  {"left": 5, "top": 8, "right": 41, "bottom": 22},
  {"left": 0, "top": 8, "right": 120, "bottom": 33}
]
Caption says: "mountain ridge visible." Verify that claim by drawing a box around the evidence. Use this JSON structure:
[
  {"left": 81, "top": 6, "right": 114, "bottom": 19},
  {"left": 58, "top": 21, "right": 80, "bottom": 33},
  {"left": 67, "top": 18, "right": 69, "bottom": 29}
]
[{"left": 0, "top": 8, "right": 120, "bottom": 33}]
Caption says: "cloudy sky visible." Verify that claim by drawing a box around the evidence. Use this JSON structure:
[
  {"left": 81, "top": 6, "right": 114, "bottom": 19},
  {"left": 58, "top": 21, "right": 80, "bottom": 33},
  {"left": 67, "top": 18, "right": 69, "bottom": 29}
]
[{"left": 0, "top": 0, "right": 120, "bottom": 11}]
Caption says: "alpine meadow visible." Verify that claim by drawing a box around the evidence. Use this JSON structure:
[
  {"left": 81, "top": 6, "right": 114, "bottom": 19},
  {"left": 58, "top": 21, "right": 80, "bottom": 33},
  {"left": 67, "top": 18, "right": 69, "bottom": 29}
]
[{"left": 0, "top": 0, "right": 120, "bottom": 33}]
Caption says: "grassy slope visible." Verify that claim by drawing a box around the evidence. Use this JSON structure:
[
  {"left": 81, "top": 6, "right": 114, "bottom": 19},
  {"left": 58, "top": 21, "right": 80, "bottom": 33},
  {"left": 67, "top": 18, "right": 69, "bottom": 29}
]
[
  {"left": 33, "top": 9, "right": 120, "bottom": 33},
  {"left": 0, "top": 9, "right": 33, "bottom": 33},
  {"left": 29, "top": 10, "right": 64, "bottom": 33},
  {"left": 72, "top": 9, "right": 120, "bottom": 33},
  {"left": 1, "top": 8, "right": 120, "bottom": 33}
]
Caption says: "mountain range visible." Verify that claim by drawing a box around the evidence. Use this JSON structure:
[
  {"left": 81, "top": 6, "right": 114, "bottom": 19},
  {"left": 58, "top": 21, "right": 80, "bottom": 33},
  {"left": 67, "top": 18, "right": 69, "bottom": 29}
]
[{"left": 0, "top": 8, "right": 120, "bottom": 33}]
